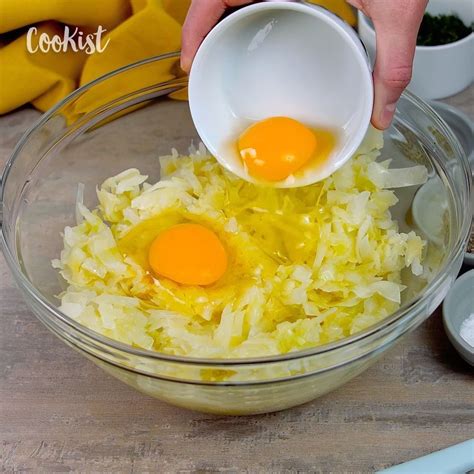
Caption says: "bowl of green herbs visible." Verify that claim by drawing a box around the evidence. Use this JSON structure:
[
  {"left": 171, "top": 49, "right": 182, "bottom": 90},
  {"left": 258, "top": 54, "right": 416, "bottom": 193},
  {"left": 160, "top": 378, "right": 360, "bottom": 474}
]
[
  {"left": 417, "top": 12, "right": 472, "bottom": 46},
  {"left": 358, "top": 0, "right": 473, "bottom": 99}
]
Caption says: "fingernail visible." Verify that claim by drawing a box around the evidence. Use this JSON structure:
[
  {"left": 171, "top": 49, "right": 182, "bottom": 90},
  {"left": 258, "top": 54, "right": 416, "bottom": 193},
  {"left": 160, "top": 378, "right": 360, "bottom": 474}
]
[
  {"left": 380, "top": 103, "right": 397, "bottom": 129},
  {"left": 180, "top": 57, "right": 189, "bottom": 73}
]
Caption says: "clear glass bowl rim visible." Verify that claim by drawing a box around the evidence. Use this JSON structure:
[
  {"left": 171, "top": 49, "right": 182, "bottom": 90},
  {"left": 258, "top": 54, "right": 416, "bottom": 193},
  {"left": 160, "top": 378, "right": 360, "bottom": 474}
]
[{"left": 0, "top": 52, "right": 471, "bottom": 367}]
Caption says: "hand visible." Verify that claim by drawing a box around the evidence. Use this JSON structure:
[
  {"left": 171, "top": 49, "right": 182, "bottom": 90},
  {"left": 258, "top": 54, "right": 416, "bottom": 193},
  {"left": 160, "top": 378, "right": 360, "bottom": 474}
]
[
  {"left": 181, "top": 1, "right": 251, "bottom": 72},
  {"left": 347, "top": 0, "right": 427, "bottom": 128},
  {"left": 181, "top": 0, "right": 428, "bottom": 129}
]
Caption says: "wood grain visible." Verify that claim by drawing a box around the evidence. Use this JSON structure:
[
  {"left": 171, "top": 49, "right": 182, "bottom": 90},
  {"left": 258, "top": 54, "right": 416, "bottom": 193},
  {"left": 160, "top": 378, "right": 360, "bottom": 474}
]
[{"left": 1, "top": 88, "right": 473, "bottom": 473}]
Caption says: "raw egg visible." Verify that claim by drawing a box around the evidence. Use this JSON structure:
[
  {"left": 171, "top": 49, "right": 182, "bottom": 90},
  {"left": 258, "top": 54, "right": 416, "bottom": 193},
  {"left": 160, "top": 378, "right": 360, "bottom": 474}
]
[
  {"left": 148, "top": 223, "right": 228, "bottom": 286},
  {"left": 237, "top": 116, "right": 336, "bottom": 182}
]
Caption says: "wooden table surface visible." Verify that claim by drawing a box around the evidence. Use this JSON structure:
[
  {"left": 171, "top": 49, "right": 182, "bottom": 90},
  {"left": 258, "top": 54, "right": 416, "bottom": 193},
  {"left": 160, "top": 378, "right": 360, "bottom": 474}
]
[{"left": 1, "top": 87, "right": 473, "bottom": 473}]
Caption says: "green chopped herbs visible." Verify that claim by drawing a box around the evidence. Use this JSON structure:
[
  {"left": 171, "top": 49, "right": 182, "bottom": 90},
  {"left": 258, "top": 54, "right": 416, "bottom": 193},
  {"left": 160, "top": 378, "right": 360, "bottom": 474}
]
[{"left": 417, "top": 13, "right": 472, "bottom": 46}]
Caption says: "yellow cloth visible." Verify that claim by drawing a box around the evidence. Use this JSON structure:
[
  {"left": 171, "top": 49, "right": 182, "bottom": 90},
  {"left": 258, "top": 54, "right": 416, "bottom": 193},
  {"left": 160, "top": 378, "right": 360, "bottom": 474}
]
[
  {"left": 312, "top": 0, "right": 356, "bottom": 26},
  {"left": 0, "top": 0, "right": 131, "bottom": 33},
  {"left": 0, "top": 0, "right": 355, "bottom": 115}
]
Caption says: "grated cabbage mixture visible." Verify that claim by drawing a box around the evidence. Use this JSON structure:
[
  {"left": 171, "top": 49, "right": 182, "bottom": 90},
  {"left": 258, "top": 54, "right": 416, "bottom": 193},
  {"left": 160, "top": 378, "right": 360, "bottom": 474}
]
[{"left": 53, "top": 128, "right": 428, "bottom": 358}]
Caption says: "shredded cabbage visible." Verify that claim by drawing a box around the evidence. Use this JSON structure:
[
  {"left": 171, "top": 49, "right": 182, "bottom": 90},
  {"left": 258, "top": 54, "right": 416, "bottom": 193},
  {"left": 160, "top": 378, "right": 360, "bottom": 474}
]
[{"left": 53, "top": 128, "right": 427, "bottom": 358}]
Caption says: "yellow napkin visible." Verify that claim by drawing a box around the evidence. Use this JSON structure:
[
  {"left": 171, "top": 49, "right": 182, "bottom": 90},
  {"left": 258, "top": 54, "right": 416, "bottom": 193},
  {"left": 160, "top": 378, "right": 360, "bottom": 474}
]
[
  {"left": 0, "top": 0, "right": 355, "bottom": 115},
  {"left": 312, "top": 0, "right": 356, "bottom": 26},
  {"left": 0, "top": 0, "right": 131, "bottom": 33}
]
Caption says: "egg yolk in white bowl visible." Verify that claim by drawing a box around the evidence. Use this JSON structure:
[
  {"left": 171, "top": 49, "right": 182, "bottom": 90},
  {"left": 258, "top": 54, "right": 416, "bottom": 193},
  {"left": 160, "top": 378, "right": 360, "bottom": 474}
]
[{"left": 237, "top": 116, "right": 336, "bottom": 182}]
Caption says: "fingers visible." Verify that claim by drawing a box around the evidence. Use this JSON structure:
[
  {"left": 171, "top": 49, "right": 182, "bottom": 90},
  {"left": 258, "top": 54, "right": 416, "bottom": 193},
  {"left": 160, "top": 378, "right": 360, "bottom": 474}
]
[
  {"left": 182, "top": 0, "right": 426, "bottom": 130},
  {"left": 181, "top": 0, "right": 227, "bottom": 73},
  {"left": 181, "top": 0, "right": 252, "bottom": 73},
  {"left": 370, "top": 1, "right": 427, "bottom": 129},
  {"left": 371, "top": 28, "right": 415, "bottom": 129}
]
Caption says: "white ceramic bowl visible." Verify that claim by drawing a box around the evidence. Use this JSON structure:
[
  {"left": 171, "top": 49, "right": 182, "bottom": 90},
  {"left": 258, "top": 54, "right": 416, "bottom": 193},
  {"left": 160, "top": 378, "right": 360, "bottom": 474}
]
[
  {"left": 411, "top": 101, "right": 474, "bottom": 265},
  {"left": 443, "top": 269, "right": 474, "bottom": 366},
  {"left": 358, "top": 0, "right": 474, "bottom": 100},
  {"left": 412, "top": 175, "right": 448, "bottom": 247},
  {"left": 189, "top": 2, "right": 373, "bottom": 187}
]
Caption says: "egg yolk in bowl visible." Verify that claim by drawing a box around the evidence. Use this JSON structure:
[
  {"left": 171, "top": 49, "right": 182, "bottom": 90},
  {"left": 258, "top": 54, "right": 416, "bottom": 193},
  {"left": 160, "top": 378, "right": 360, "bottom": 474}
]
[
  {"left": 120, "top": 221, "right": 228, "bottom": 286},
  {"left": 237, "top": 116, "right": 336, "bottom": 182}
]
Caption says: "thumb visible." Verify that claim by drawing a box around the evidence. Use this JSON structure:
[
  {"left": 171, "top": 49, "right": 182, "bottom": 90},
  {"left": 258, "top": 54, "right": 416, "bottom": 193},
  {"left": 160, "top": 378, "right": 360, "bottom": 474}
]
[
  {"left": 181, "top": 0, "right": 252, "bottom": 73},
  {"left": 371, "top": 7, "right": 425, "bottom": 129}
]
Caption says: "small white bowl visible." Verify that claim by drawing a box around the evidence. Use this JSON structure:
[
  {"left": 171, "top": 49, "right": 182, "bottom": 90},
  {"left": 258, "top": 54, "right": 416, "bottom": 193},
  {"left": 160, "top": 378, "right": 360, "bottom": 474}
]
[
  {"left": 442, "top": 269, "right": 474, "bottom": 366},
  {"left": 427, "top": 101, "right": 474, "bottom": 266},
  {"left": 412, "top": 175, "right": 448, "bottom": 247},
  {"left": 358, "top": 0, "right": 474, "bottom": 100},
  {"left": 189, "top": 2, "right": 373, "bottom": 187}
]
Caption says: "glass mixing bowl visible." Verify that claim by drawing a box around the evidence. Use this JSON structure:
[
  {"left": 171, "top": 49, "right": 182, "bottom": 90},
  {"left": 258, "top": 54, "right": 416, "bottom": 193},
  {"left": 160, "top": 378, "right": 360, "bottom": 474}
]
[{"left": 1, "top": 53, "right": 471, "bottom": 415}]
